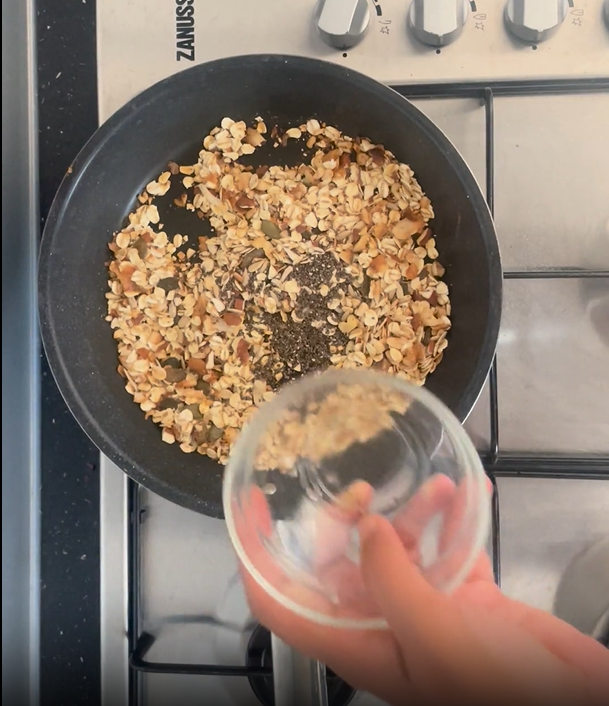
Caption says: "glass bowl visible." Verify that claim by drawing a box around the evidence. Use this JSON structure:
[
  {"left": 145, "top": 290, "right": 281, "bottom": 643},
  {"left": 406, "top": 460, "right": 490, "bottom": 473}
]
[{"left": 223, "top": 368, "right": 489, "bottom": 629}]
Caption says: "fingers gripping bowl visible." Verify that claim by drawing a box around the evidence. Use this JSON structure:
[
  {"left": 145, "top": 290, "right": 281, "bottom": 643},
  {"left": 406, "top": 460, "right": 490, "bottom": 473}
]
[
  {"left": 38, "top": 55, "right": 501, "bottom": 517},
  {"left": 223, "top": 368, "right": 490, "bottom": 629}
]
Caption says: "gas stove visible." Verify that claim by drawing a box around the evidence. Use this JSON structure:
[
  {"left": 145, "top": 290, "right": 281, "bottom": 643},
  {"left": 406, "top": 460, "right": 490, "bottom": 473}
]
[{"left": 38, "top": 1, "right": 609, "bottom": 705}]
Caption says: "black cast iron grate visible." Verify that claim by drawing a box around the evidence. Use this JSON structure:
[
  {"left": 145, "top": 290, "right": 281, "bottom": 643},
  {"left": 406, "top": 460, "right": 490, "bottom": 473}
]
[{"left": 127, "top": 79, "right": 609, "bottom": 705}]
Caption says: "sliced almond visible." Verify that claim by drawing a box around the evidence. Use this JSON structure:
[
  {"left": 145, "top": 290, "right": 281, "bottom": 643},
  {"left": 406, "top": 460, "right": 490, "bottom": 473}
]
[
  {"left": 392, "top": 214, "right": 425, "bottom": 241},
  {"left": 187, "top": 358, "right": 207, "bottom": 375},
  {"left": 367, "top": 255, "right": 388, "bottom": 278},
  {"left": 223, "top": 312, "right": 243, "bottom": 327},
  {"left": 236, "top": 338, "right": 249, "bottom": 364}
]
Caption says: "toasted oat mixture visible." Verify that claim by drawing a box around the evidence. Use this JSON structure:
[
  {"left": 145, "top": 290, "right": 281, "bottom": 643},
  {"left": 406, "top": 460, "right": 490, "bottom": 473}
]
[{"left": 106, "top": 117, "right": 451, "bottom": 463}]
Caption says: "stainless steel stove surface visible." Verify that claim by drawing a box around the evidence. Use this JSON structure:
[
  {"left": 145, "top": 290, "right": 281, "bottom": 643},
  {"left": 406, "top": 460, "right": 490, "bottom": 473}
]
[{"left": 98, "top": 2, "right": 609, "bottom": 706}]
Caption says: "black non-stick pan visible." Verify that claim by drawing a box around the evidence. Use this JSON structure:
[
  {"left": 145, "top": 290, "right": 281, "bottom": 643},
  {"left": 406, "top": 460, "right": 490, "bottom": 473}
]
[{"left": 38, "top": 55, "right": 502, "bottom": 518}]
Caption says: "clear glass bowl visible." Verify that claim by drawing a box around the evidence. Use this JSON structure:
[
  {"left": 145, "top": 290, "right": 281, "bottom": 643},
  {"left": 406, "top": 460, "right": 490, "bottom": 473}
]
[{"left": 223, "top": 369, "right": 489, "bottom": 629}]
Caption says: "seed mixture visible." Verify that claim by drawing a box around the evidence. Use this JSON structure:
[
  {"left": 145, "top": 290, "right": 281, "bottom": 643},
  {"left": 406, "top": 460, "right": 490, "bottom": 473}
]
[{"left": 106, "top": 117, "right": 451, "bottom": 464}]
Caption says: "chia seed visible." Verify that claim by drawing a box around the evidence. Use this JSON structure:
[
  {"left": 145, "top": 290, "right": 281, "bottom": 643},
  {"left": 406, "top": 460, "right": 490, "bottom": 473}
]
[{"left": 257, "top": 252, "right": 350, "bottom": 387}]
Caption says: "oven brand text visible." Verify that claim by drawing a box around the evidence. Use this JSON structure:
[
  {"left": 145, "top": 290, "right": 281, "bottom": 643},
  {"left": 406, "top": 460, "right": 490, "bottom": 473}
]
[{"left": 176, "top": 0, "right": 195, "bottom": 62}]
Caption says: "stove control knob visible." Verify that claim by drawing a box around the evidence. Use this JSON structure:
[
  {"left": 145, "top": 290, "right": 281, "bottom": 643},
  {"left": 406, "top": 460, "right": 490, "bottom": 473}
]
[
  {"left": 408, "top": 0, "right": 470, "bottom": 47},
  {"left": 315, "top": 0, "right": 371, "bottom": 50},
  {"left": 504, "top": 0, "right": 569, "bottom": 43}
]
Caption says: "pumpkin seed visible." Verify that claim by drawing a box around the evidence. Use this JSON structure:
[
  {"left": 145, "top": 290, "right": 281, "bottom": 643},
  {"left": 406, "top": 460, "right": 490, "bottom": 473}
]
[
  {"left": 157, "top": 277, "right": 180, "bottom": 292},
  {"left": 192, "top": 427, "right": 209, "bottom": 445},
  {"left": 157, "top": 397, "right": 180, "bottom": 411},
  {"left": 241, "top": 248, "right": 265, "bottom": 268},
  {"left": 261, "top": 220, "right": 281, "bottom": 240},
  {"left": 133, "top": 237, "right": 148, "bottom": 259},
  {"left": 165, "top": 368, "right": 187, "bottom": 383},
  {"left": 186, "top": 403, "right": 203, "bottom": 420},
  {"left": 195, "top": 378, "right": 211, "bottom": 394},
  {"left": 208, "top": 424, "right": 224, "bottom": 442}
]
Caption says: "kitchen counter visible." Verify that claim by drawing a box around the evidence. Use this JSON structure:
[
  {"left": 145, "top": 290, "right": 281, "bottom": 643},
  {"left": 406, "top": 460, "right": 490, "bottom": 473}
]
[{"left": 37, "top": 0, "right": 101, "bottom": 703}]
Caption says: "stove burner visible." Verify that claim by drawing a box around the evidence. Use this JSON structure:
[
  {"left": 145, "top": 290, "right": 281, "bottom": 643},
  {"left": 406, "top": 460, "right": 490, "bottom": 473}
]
[{"left": 245, "top": 625, "right": 356, "bottom": 706}]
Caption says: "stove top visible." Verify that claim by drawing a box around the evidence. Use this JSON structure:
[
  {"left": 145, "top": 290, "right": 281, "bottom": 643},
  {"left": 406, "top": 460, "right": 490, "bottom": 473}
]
[
  {"left": 97, "top": 0, "right": 609, "bottom": 119},
  {"left": 72, "top": 1, "right": 609, "bottom": 705}
]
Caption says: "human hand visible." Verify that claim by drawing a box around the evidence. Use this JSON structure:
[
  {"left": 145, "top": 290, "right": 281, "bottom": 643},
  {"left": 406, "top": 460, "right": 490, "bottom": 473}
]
[{"left": 238, "top": 478, "right": 609, "bottom": 706}]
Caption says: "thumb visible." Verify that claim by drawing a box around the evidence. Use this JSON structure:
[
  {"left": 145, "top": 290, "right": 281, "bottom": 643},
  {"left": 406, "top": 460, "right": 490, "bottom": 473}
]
[
  {"left": 358, "top": 514, "right": 451, "bottom": 641},
  {"left": 359, "top": 515, "right": 514, "bottom": 702},
  {"left": 359, "top": 516, "right": 595, "bottom": 706},
  {"left": 358, "top": 515, "right": 490, "bottom": 700}
]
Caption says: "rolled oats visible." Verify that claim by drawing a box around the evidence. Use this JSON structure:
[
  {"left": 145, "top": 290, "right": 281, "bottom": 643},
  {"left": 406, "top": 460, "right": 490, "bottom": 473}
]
[{"left": 254, "top": 383, "right": 411, "bottom": 472}]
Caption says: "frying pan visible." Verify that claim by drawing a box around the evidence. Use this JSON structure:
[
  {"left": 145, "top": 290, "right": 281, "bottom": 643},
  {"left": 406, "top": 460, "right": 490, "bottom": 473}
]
[{"left": 38, "top": 55, "right": 502, "bottom": 518}]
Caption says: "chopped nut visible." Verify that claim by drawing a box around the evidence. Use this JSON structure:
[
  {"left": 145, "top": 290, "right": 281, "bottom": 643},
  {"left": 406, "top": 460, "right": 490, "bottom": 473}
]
[
  {"left": 236, "top": 338, "right": 250, "bottom": 364},
  {"left": 393, "top": 214, "right": 425, "bottom": 240},
  {"left": 223, "top": 312, "right": 243, "bottom": 327},
  {"left": 368, "top": 148, "right": 385, "bottom": 166},
  {"left": 367, "top": 255, "right": 388, "bottom": 278},
  {"left": 245, "top": 127, "right": 265, "bottom": 147},
  {"left": 162, "top": 429, "right": 176, "bottom": 444},
  {"left": 187, "top": 358, "right": 207, "bottom": 375},
  {"left": 236, "top": 195, "right": 256, "bottom": 211}
]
